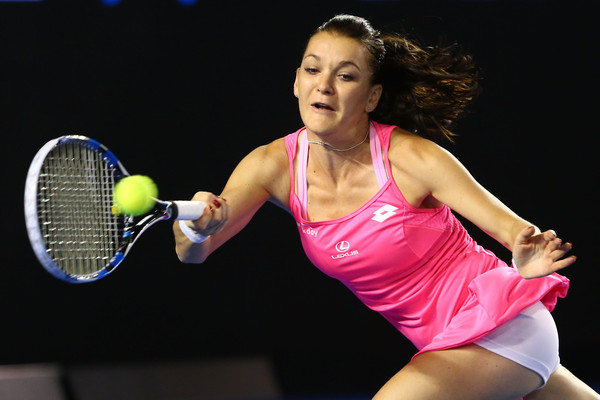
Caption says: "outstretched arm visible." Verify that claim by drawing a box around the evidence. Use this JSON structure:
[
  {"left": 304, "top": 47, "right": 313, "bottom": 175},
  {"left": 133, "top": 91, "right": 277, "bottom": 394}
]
[
  {"left": 173, "top": 139, "right": 290, "bottom": 263},
  {"left": 389, "top": 131, "right": 575, "bottom": 278}
]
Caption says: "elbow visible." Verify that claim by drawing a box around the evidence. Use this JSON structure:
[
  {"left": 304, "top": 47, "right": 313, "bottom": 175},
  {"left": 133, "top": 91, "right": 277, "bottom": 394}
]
[
  {"left": 180, "top": 257, "right": 207, "bottom": 265},
  {"left": 177, "top": 253, "right": 208, "bottom": 265},
  {"left": 175, "top": 245, "right": 209, "bottom": 265}
]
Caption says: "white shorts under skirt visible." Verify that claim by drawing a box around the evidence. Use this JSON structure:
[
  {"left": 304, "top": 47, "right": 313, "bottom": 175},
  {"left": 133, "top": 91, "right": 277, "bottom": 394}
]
[{"left": 474, "top": 301, "right": 559, "bottom": 388}]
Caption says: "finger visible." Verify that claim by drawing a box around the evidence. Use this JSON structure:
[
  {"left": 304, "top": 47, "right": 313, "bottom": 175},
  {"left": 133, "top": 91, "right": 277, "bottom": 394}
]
[
  {"left": 212, "top": 218, "right": 227, "bottom": 235},
  {"left": 542, "top": 229, "right": 558, "bottom": 241},
  {"left": 204, "top": 195, "right": 221, "bottom": 218},
  {"left": 515, "top": 225, "right": 536, "bottom": 244},
  {"left": 206, "top": 200, "right": 229, "bottom": 235},
  {"left": 212, "top": 196, "right": 224, "bottom": 209},
  {"left": 221, "top": 196, "right": 230, "bottom": 223},
  {"left": 220, "top": 200, "right": 230, "bottom": 227},
  {"left": 548, "top": 237, "right": 572, "bottom": 254},
  {"left": 189, "top": 192, "right": 217, "bottom": 218},
  {"left": 191, "top": 191, "right": 215, "bottom": 203},
  {"left": 213, "top": 195, "right": 228, "bottom": 222},
  {"left": 548, "top": 237, "right": 563, "bottom": 251},
  {"left": 185, "top": 192, "right": 227, "bottom": 234},
  {"left": 551, "top": 255, "right": 577, "bottom": 271},
  {"left": 561, "top": 241, "right": 573, "bottom": 252},
  {"left": 549, "top": 241, "right": 573, "bottom": 261},
  {"left": 191, "top": 205, "right": 214, "bottom": 230}
]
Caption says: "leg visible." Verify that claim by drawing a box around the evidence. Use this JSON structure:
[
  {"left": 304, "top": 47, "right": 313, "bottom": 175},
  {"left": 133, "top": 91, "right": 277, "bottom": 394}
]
[
  {"left": 524, "top": 365, "right": 600, "bottom": 400},
  {"left": 373, "top": 344, "right": 543, "bottom": 400}
]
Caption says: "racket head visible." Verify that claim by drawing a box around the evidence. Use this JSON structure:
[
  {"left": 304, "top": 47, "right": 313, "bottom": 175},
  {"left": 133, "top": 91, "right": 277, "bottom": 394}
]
[{"left": 24, "top": 135, "right": 132, "bottom": 283}]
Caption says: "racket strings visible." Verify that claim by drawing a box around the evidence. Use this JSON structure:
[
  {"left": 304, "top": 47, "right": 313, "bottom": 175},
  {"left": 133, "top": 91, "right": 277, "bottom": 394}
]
[{"left": 38, "top": 142, "right": 123, "bottom": 276}]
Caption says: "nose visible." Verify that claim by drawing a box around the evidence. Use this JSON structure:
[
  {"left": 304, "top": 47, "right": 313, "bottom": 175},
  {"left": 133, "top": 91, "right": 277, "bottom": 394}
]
[{"left": 316, "top": 73, "right": 334, "bottom": 95}]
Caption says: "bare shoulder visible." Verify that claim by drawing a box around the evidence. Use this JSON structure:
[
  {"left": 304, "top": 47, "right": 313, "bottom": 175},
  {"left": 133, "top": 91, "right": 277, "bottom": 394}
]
[
  {"left": 244, "top": 137, "right": 289, "bottom": 179},
  {"left": 388, "top": 128, "right": 451, "bottom": 175},
  {"left": 227, "top": 137, "right": 290, "bottom": 207},
  {"left": 386, "top": 128, "right": 460, "bottom": 208},
  {"left": 259, "top": 137, "right": 290, "bottom": 165}
]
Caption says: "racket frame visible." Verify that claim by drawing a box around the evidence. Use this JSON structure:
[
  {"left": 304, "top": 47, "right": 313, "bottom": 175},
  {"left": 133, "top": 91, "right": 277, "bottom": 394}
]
[{"left": 25, "top": 135, "right": 206, "bottom": 283}]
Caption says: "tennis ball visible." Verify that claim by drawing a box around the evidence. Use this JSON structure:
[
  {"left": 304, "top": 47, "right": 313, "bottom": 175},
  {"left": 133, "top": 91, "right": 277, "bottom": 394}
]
[{"left": 113, "top": 175, "right": 158, "bottom": 216}]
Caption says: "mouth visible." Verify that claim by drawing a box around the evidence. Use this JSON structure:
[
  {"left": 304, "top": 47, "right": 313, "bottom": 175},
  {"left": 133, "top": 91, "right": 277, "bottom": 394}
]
[{"left": 311, "top": 102, "right": 335, "bottom": 111}]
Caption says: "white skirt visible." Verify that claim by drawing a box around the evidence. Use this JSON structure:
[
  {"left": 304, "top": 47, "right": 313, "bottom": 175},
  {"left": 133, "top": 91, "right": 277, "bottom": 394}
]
[{"left": 474, "top": 301, "right": 560, "bottom": 388}]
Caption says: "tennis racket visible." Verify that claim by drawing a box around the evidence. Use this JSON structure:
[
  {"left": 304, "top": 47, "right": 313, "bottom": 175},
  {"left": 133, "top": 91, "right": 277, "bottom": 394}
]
[{"left": 24, "top": 135, "right": 207, "bottom": 283}]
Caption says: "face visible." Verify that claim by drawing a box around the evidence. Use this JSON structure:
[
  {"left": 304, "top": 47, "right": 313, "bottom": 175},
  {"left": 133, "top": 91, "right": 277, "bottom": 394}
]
[{"left": 293, "top": 32, "right": 382, "bottom": 139}]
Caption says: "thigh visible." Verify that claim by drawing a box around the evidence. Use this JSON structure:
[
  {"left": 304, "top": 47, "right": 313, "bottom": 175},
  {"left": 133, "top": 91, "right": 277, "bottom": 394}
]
[
  {"left": 525, "top": 366, "right": 600, "bottom": 400},
  {"left": 474, "top": 301, "right": 560, "bottom": 387},
  {"left": 373, "top": 344, "right": 543, "bottom": 400}
]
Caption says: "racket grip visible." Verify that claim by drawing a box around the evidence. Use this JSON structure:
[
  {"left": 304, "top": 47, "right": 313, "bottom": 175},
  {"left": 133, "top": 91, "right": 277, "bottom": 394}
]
[{"left": 171, "top": 201, "right": 207, "bottom": 221}]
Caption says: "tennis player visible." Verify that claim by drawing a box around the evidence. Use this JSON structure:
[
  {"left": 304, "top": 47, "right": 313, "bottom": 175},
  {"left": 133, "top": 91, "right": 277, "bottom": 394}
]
[{"left": 174, "top": 14, "right": 599, "bottom": 399}]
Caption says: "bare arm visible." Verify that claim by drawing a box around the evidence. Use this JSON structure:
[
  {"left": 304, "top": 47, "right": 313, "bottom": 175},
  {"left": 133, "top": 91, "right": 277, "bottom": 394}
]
[
  {"left": 173, "top": 139, "right": 290, "bottom": 263},
  {"left": 389, "top": 131, "right": 575, "bottom": 278}
]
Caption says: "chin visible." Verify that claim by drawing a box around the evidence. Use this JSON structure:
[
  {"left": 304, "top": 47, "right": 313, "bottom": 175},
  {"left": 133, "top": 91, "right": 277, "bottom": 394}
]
[
  {"left": 303, "top": 124, "right": 336, "bottom": 138},
  {"left": 303, "top": 116, "right": 342, "bottom": 135}
]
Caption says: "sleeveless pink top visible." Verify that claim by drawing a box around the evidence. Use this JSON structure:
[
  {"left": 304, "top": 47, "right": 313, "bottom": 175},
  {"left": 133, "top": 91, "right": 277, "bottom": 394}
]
[{"left": 284, "top": 121, "right": 569, "bottom": 355}]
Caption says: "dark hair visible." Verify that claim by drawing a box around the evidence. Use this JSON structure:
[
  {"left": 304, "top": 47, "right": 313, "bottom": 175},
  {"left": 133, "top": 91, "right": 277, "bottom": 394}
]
[
  {"left": 313, "top": 14, "right": 481, "bottom": 142},
  {"left": 314, "top": 14, "right": 386, "bottom": 83}
]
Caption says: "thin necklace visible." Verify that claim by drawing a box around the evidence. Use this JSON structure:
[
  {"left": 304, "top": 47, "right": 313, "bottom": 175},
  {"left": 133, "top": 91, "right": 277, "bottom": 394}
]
[{"left": 307, "top": 128, "right": 369, "bottom": 152}]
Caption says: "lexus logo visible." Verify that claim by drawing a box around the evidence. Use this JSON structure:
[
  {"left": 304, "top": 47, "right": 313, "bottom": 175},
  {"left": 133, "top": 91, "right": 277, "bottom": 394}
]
[
  {"left": 332, "top": 240, "right": 359, "bottom": 260},
  {"left": 335, "top": 241, "right": 350, "bottom": 252}
]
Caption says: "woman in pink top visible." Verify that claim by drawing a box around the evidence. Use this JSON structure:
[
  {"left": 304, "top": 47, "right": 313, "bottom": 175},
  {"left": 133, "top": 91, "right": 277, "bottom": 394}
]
[{"left": 173, "top": 14, "right": 598, "bottom": 400}]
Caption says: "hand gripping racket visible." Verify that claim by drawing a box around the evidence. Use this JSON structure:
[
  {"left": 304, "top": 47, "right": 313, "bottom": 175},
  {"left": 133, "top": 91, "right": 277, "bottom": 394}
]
[{"left": 24, "top": 135, "right": 207, "bottom": 283}]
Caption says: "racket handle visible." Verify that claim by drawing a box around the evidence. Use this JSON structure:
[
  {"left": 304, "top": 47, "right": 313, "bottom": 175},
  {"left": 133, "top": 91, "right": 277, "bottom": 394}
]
[{"left": 170, "top": 201, "right": 207, "bottom": 221}]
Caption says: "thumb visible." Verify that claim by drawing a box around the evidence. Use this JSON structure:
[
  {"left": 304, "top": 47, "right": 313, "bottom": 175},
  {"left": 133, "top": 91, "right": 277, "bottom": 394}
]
[{"left": 515, "top": 225, "right": 537, "bottom": 245}]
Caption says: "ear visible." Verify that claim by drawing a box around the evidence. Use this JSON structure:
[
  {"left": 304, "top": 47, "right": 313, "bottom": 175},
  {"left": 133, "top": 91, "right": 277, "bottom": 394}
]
[
  {"left": 366, "top": 84, "right": 382, "bottom": 113},
  {"left": 293, "top": 68, "right": 300, "bottom": 98}
]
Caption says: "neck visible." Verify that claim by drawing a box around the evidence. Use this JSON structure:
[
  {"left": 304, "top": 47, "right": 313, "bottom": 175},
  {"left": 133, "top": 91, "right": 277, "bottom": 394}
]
[
  {"left": 307, "top": 123, "right": 370, "bottom": 153},
  {"left": 305, "top": 124, "right": 373, "bottom": 183}
]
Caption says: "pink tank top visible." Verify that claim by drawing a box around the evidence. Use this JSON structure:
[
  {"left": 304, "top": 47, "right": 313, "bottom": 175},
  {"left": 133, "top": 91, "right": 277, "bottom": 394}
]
[{"left": 284, "top": 121, "right": 569, "bottom": 354}]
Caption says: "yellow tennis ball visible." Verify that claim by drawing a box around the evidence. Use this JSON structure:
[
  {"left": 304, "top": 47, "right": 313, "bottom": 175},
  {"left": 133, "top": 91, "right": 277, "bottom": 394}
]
[{"left": 113, "top": 175, "right": 158, "bottom": 216}]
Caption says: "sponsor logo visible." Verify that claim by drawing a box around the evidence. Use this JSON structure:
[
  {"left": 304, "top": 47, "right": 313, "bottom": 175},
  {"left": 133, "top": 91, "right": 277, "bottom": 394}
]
[
  {"left": 332, "top": 240, "right": 359, "bottom": 259},
  {"left": 298, "top": 223, "right": 318, "bottom": 237},
  {"left": 335, "top": 241, "right": 350, "bottom": 252},
  {"left": 372, "top": 204, "right": 399, "bottom": 222}
]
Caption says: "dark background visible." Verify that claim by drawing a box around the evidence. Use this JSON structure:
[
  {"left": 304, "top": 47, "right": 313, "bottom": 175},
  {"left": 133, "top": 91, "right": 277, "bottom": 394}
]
[{"left": 1, "top": 0, "right": 598, "bottom": 397}]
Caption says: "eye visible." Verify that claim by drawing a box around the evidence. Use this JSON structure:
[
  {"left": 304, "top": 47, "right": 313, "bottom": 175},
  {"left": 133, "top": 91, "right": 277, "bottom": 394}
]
[
  {"left": 304, "top": 67, "right": 319, "bottom": 75},
  {"left": 339, "top": 73, "right": 355, "bottom": 81}
]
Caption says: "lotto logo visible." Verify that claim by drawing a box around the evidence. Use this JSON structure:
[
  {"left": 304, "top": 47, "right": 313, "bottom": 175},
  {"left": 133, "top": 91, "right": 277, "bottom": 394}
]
[{"left": 372, "top": 204, "right": 399, "bottom": 222}]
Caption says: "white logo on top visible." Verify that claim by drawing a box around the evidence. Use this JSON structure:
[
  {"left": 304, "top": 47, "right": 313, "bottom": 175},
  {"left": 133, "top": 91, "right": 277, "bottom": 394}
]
[
  {"left": 372, "top": 204, "right": 399, "bottom": 222},
  {"left": 335, "top": 241, "right": 350, "bottom": 252},
  {"left": 332, "top": 240, "right": 359, "bottom": 259},
  {"left": 298, "top": 223, "right": 318, "bottom": 237}
]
